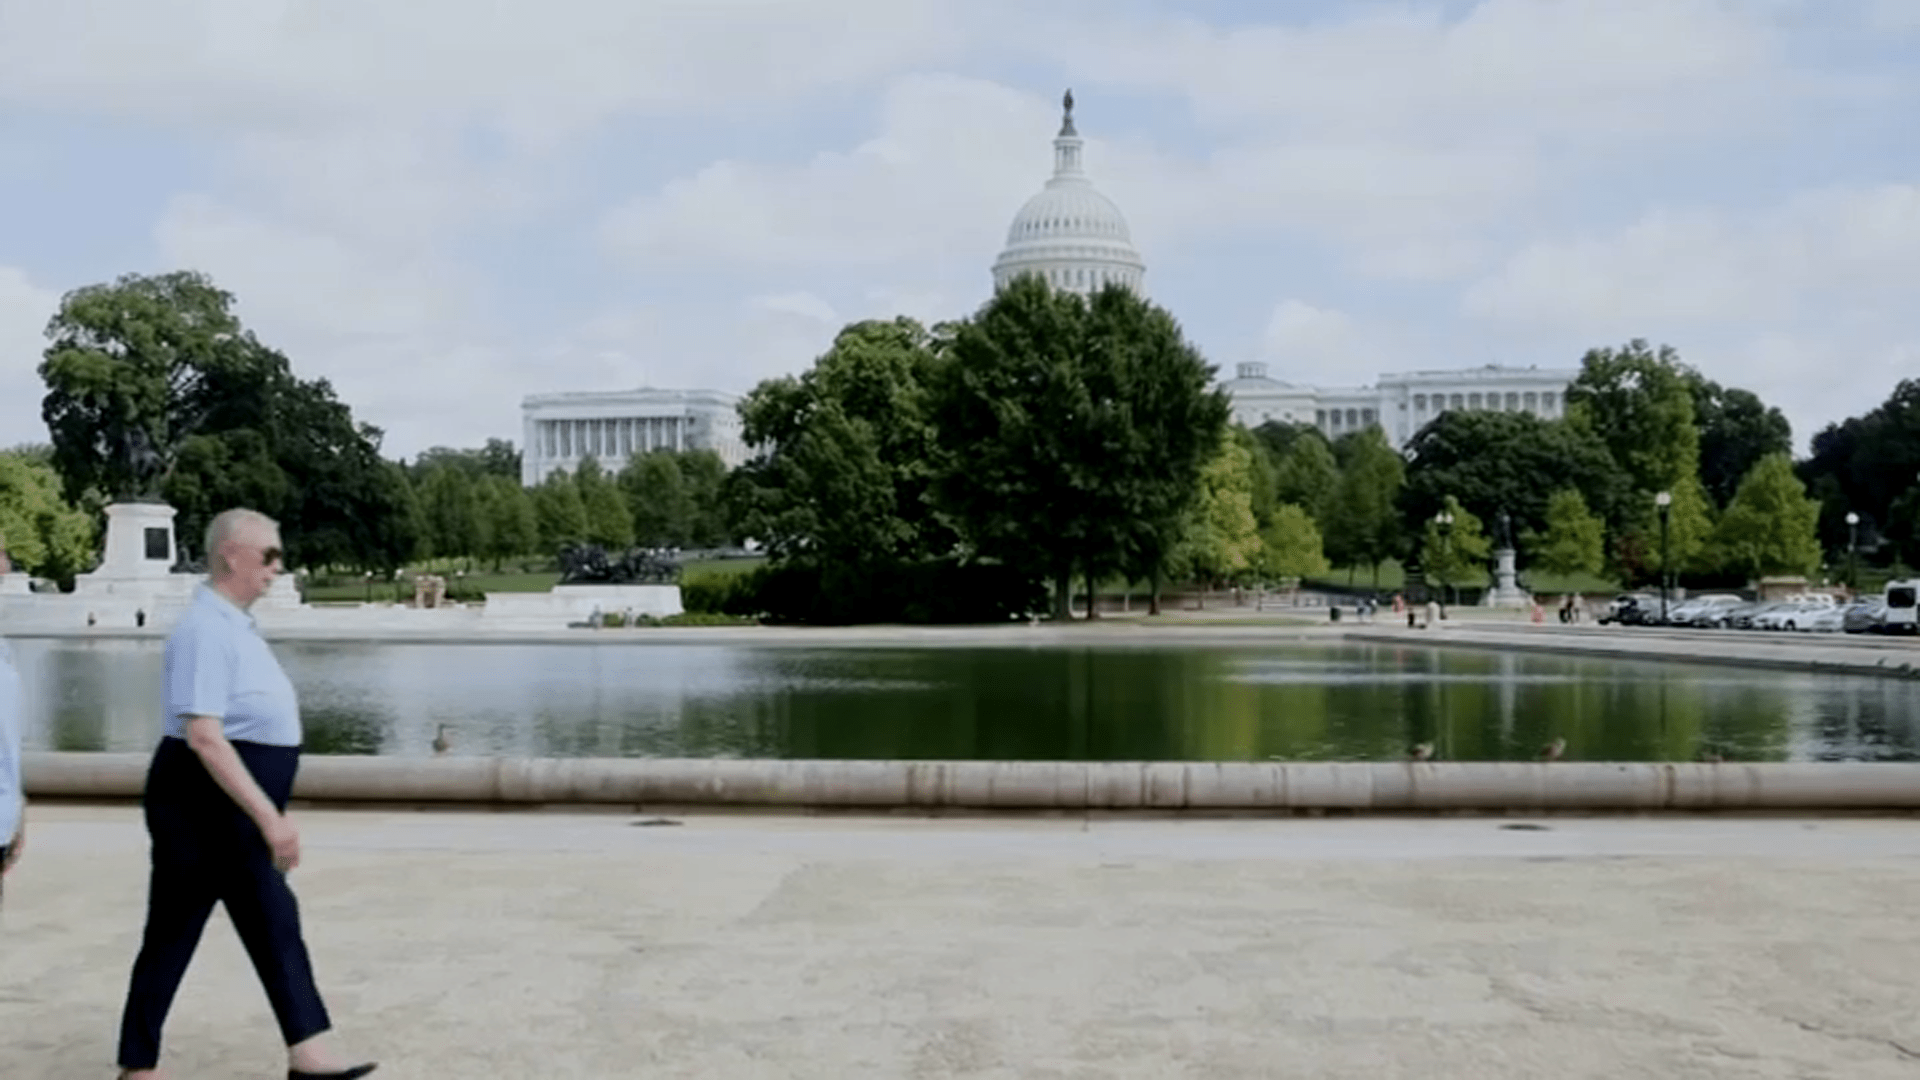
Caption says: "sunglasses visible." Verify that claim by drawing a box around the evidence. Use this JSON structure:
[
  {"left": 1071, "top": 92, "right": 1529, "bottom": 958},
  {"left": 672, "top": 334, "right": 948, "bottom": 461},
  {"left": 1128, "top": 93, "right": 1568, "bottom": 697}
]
[{"left": 259, "top": 546, "right": 284, "bottom": 565}]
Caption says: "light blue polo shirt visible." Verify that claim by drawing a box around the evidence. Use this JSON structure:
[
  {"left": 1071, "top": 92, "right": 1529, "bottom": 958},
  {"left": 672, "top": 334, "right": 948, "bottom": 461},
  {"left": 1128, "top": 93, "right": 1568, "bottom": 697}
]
[
  {"left": 0, "top": 638, "right": 22, "bottom": 844},
  {"left": 164, "top": 584, "right": 303, "bottom": 748}
]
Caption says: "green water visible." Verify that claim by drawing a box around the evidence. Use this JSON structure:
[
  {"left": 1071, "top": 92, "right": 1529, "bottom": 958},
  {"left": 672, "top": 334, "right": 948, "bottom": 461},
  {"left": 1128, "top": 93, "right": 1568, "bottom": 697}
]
[{"left": 10, "top": 638, "right": 1917, "bottom": 762}]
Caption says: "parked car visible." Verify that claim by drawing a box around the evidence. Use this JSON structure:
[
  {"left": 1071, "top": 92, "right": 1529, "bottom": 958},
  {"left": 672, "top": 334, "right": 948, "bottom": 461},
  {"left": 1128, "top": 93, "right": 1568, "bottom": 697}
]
[
  {"left": 1844, "top": 598, "right": 1888, "bottom": 634},
  {"left": 1598, "top": 593, "right": 1657, "bottom": 625},
  {"left": 1755, "top": 602, "right": 1825, "bottom": 631},
  {"left": 1805, "top": 606, "right": 1845, "bottom": 633},
  {"left": 1679, "top": 594, "right": 1746, "bottom": 628}
]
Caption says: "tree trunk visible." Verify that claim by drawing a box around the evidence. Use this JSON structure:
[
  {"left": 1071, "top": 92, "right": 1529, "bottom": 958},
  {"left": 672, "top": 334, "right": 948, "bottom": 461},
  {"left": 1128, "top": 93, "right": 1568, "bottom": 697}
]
[
  {"left": 1084, "top": 564, "right": 1100, "bottom": 619},
  {"left": 1052, "top": 565, "right": 1072, "bottom": 621},
  {"left": 1148, "top": 566, "right": 1162, "bottom": 616}
]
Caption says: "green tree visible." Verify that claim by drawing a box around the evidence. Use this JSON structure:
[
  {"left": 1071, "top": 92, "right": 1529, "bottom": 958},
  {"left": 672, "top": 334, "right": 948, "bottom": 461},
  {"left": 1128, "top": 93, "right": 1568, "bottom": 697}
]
[
  {"left": 1564, "top": 338, "right": 1702, "bottom": 503},
  {"left": 1398, "top": 410, "right": 1626, "bottom": 549},
  {"left": 0, "top": 450, "right": 96, "bottom": 584},
  {"left": 1421, "top": 495, "right": 1492, "bottom": 601},
  {"left": 532, "top": 470, "right": 588, "bottom": 553},
  {"left": 1526, "top": 489, "right": 1605, "bottom": 578},
  {"left": 416, "top": 464, "right": 482, "bottom": 565},
  {"left": 677, "top": 449, "right": 731, "bottom": 548},
  {"left": 1256, "top": 502, "right": 1330, "bottom": 582},
  {"left": 1799, "top": 379, "right": 1920, "bottom": 563},
  {"left": 732, "top": 317, "right": 952, "bottom": 571},
  {"left": 621, "top": 450, "right": 693, "bottom": 548},
  {"left": 1689, "top": 377, "right": 1791, "bottom": 508},
  {"left": 37, "top": 270, "right": 261, "bottom": 503},
  {"left": 573, "top": 457, "right": 634, "bottom": 549},
  {"left": 37, "top": 270, "right": 415, "bottom": 572},
  {"left": 491, "top": 475, "right": 540, "bottom": 565},
  {"left": 1709, "top": 453, "right": 1822, "bottom": 580},
  {"left": 1628, "top": 475, "right": 1716, "bottom": 580},
  {"left": 1235, "top": 425, "right": 1281, "bottom": 530},
  {"left": 1172, "top": 433, "right": 1263, "bottom": 585},
  {"left": 1271, "top": 430, "right": 1339, "bottom": 526},
  {"left": 1321, "top": 426, "right": 1404, "bottom": 585},
  {"left": 931, "top": 278, "right": 1228, "bottom": 618}
]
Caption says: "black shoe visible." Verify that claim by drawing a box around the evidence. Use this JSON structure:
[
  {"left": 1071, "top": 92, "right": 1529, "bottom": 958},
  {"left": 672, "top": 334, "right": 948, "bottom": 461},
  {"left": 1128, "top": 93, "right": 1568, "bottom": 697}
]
[{"left": 289, "top": 1065, "right": 377, "bottom": 1080}]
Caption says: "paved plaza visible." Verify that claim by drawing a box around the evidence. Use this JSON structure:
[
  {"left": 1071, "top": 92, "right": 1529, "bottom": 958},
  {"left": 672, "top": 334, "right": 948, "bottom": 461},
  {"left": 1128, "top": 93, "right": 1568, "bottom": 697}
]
[{"left": 4, "top": 805, "right": 1919, "bottom": 1078}]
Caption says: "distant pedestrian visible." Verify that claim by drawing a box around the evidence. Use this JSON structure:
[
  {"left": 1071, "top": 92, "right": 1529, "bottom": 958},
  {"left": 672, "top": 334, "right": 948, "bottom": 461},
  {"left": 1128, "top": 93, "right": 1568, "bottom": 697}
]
[{"left": 114, "top": 508, "right": 376, "bottom": 1080}]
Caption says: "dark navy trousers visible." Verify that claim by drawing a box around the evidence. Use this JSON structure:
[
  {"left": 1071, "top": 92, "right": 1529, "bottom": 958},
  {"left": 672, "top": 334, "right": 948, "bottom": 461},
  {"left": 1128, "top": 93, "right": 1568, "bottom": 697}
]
[{"left": 116, "top": 736, "right": 332, "bottom": 1070}]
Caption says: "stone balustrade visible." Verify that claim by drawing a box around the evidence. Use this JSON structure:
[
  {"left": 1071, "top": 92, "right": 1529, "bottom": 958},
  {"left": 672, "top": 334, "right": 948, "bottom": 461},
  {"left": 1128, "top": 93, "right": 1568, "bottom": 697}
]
[{"left": 21, "top": 752, "right": 1920, "bottom": 811}]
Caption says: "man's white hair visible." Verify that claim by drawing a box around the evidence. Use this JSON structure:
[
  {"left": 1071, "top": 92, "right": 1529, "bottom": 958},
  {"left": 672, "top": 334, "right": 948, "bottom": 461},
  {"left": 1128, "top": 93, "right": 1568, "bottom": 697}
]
[{"left": 204, "top": 508, "right": 280, "bottom": 575}]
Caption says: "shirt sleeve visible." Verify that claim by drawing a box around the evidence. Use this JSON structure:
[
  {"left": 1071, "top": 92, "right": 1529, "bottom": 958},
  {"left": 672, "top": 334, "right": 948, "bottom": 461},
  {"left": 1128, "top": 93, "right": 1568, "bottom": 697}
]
[
  {"left": 166, "top": 620, "right": 234, "bottom": 722},
  {"left": 0, "top": 645, "right": 22, "bottom": 828}
]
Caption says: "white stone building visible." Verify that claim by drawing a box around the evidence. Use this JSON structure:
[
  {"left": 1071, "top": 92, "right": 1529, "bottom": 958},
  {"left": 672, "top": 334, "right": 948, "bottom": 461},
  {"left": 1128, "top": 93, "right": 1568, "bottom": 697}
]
[
  {"left": 520, "top": 388, "right": 746, "bottom": 486},
  {"left": 1221, "top": 362, "right": 1578, "bottom": 451},
  {"left": 993, "top": 92, "right": 1579, "bottom": 453}
]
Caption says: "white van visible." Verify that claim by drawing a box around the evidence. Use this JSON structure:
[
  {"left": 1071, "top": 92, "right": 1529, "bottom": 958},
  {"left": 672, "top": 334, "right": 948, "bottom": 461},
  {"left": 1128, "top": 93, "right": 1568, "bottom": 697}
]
[{"left": 1884, "top": 580, "right": 1918, "bottom": 635}]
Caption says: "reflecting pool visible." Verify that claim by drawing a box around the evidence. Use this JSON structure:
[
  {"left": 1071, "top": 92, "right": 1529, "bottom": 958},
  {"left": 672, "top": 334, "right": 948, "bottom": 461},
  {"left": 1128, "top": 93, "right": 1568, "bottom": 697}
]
[{"left": 10, "top": 638, "right": 1918, "bottom": 762}]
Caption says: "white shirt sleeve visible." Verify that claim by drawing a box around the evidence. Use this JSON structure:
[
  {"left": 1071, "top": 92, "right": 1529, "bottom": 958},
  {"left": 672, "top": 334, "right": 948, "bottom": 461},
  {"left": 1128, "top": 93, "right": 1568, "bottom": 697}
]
[{"left": 0, "top": 639, "right": 23, "bottom": 842}]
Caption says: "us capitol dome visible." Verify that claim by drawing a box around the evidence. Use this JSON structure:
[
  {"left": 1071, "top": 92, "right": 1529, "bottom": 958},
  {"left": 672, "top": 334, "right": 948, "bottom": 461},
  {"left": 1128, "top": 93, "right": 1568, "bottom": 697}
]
[{"left": 991, "top": 90, "right": 1146, "bottom": 297}]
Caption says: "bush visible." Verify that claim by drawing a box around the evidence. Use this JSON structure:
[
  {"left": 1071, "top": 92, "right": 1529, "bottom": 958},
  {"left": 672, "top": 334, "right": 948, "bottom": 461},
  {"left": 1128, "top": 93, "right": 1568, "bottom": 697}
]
[{"left": 680, "top": 571, "right": 749, "bottom": 615}]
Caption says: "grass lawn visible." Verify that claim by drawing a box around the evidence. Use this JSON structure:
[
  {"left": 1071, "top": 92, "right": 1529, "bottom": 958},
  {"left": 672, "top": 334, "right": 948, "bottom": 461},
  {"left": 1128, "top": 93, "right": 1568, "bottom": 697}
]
[{"left": 299, "top": 556, "right": 765, "bottom": 603}]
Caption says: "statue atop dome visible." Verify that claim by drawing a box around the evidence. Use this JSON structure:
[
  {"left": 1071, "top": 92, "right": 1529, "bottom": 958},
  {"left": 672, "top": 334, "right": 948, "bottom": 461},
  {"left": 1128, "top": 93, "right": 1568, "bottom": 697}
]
[{"left": 1059, "top": 88, "right": 1077, "bottom": 137}]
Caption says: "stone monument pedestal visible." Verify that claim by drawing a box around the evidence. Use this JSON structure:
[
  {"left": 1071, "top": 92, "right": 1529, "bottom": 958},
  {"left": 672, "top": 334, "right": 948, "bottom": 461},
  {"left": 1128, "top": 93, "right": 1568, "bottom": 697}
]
[
  {"left": 1483, "top": 547, "right": 1533, "bottom": 609},
  {"left": 71, "top": 502, "right": 199, "bottom": 623}
]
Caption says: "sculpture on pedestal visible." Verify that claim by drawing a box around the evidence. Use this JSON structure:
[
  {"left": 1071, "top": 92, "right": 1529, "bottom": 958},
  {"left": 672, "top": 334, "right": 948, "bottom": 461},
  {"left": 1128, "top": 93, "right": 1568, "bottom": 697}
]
[{"left": 557, "top": 543, "right": 682, "bottom": 585}]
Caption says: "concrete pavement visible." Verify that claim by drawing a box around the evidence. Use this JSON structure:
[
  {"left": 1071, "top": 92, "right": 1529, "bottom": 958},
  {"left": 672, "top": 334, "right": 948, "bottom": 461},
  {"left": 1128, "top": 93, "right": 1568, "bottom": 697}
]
[{"left": 5, "top": 805, "right": 1919, "bottom": 1078}]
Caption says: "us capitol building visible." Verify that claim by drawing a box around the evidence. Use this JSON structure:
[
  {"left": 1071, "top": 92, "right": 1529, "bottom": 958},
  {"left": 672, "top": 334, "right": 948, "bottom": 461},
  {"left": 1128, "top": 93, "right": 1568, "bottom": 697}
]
[{"left": 520, "top": 90, "right": 1574, "bottom": 484}]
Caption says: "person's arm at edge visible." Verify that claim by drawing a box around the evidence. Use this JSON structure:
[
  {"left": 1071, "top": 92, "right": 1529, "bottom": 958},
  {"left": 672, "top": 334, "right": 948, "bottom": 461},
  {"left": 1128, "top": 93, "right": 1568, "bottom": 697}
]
[
  {"left": 1, "top": 659, "right": 21, "bottom": 872},
  {"left": 182, "top": 715, "right": 299, "bottom": 870}
]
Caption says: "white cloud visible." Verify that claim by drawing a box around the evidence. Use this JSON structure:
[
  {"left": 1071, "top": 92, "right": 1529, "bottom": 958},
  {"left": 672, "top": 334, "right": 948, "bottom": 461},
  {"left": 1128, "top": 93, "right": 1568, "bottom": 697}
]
[
  {"left": 1461, "top": 184, "right": 1920, "bottom": 330},
  {"left": 600, "top": 72, "right": 1537, "bottom": 286},
  {"left": 1460, "top": 184, "right": 1920, "bottom": 449},
  {"left": 1257, "top": 300, "right": 1402, "bottom": 390},
  {"left": 0, "top": 267, "right": 58, "bottom": 447},
  {"left": 0, "top": 0, "right": 989, "bottom": 136},
  {"left": 1041, "top": 0, "right": 1789, "bottom": 142},
  {"left": 0, "top": 0, "right": 1912, "bottom": 462}
]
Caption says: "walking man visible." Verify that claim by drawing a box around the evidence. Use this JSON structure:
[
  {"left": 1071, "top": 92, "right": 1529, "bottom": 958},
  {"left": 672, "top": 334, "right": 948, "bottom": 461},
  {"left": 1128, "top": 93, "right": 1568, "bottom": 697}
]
[
  {"left": 115, "top": 508, "right": 375, "bottom": 1080},
  {"left": 1, "top": 634, "right": 24, "bottom": 905}
]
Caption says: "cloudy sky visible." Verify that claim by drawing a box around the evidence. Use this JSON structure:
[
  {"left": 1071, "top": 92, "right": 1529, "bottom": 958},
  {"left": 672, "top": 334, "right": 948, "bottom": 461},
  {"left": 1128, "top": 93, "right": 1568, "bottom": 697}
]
[{"left": 1, "top": 0, "right": 1916, "bottom": 461}]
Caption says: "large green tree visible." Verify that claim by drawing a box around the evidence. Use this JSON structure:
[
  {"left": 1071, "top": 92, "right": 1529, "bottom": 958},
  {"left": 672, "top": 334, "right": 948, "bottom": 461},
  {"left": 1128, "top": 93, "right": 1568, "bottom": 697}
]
[
  {"left": 1398, "top": 410, "right": 1625, "bottom": 550},
  {"left": 1564, "top": 339, "right": 1701, "bottom": 511},
  {"left": 621, "top": 450, "right": 695, "bottom": 548},
  {"left": 37, "top": 270, "right": 415, "bottom": 570},
  {"left": 1256, "top": 503, "right": 1330, "bottom": 582},
  {"left": 1709, "top": 452, "right": 1822, "bottom": 580},
  {"left": 38, "top": 271, "right": 258, "bottom": 503},
  {"left": 573, "top": 457, "right": 634, "bottom": 549},
  {"left": 1171, "top": 432, "right": 1262, "bottom": 587},
  {"left": 1320, "top": 426, "right": 1404, "bottom": 585},
  {"left": 1799, "top": 378, "right": 1920, "bottom": 565},
  {"left": 1271, "top": 429, "right": 1339, "bottom": 526},
  {"left": 930, "top": 277, "right": 1227, "bottom": 618},
  {"left": 730, "top": 317, "right": 952, "bottom": 570},
  {"left": 1689, "top": 377, "right": 1791, "bottom": 508}
]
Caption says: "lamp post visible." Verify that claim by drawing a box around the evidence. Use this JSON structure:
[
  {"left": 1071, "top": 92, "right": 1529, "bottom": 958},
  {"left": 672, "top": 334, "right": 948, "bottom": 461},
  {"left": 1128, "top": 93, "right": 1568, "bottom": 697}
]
[
  {"left": 1846, "top": 511, "right": 1860, "bottom": 591},
  {"left": 1434, "top": 509, "right": 1455, "bottom": 610},
  {"left": 1655, "top": 490, "right": 1672, "bottom": 622}
]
